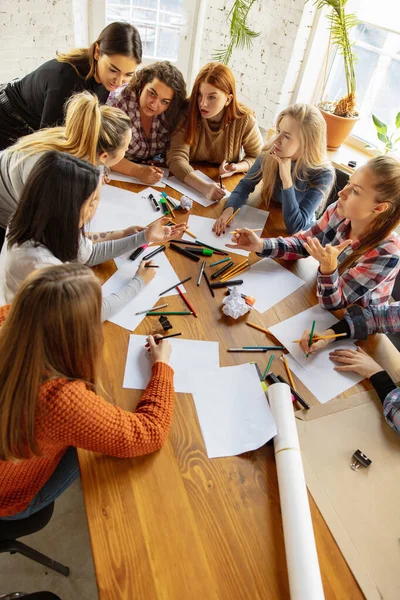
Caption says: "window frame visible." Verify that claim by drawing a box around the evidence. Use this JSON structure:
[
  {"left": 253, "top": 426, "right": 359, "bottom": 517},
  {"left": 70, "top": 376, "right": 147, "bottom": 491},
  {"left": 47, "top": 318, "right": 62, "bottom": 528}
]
[{"left": 88, "top": 0, "right": 204, "bottom": 83}]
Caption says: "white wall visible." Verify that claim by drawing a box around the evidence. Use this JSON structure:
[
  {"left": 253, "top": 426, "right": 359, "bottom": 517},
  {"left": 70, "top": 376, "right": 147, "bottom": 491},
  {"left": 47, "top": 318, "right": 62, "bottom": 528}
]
[
  {"left": 0, "top": 0, "right": 89, "bottom": 82},
  {"left": 199, "top": 0, "right": 315, "bottom": 130}
]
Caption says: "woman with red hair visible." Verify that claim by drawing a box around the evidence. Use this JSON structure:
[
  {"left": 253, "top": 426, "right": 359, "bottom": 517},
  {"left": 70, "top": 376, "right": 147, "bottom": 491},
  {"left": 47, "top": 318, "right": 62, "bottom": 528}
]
[{"left": 167, "top": 62, "right": 262, "bottom": 202}]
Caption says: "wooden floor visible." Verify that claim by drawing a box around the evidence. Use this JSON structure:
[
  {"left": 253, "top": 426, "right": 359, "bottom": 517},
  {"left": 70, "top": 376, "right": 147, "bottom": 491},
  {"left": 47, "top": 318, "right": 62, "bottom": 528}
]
[{"left": 78, "top": 167, "right": 399, "bottom": 599}]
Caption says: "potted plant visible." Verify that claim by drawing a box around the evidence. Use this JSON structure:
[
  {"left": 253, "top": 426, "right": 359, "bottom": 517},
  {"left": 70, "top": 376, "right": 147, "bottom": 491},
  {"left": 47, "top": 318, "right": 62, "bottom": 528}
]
[{"left": 311, "top": 0, "right": 359, "bottom": 149}]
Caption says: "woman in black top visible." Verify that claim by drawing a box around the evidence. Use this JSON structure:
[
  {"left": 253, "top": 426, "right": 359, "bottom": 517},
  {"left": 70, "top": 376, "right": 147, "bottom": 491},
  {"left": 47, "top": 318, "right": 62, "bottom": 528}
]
[{"left": 0, "top": 22, "right": 142, "bottom": 150}]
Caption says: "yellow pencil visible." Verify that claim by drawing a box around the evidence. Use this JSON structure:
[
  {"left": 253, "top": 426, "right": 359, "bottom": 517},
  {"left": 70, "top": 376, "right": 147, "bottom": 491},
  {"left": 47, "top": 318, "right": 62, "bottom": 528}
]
[
  {"left": 168, "top": 218, "right": 197, "bottom": 239},
  {"left": 231, "top": 228, "right": 262, "bottom": 234},
  {"left": 292, "top": 332, "right": 348, "bottom": 343},
  {"left": 220, "top": 263, "right": 250, "bottom": 282},
  {"left": 246, "top": 322, "right": 282, "bottom": 344},
  {"left": 220, "top": 259, "right": 248, "bottom": 281},
  {"left": 282, "top": 355, "right": 296, "bottom": 391},
  {"left": 164, "top": 196, "right": 176, "bottom": 218},
  {"left": 226, "top": 208, "right": 240, "bottom": 226}
]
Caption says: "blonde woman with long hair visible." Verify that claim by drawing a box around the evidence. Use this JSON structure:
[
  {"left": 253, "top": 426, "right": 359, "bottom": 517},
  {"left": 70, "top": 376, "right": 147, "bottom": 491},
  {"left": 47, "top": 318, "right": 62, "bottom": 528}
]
[
  {"left": 0, "top": 263, "right": 174, "bottom": 519},
  {"left": 0, "top": 91, "right": 132, "bottom": 244},
  {"left": 213, "top": 104, "right": 334, "bottom": 236},
  {"left": 227, "top": 156, "right": 400, "bottom": 310},
  {"left": 0, "top": 22, "right": 141, "bottom": 151}
]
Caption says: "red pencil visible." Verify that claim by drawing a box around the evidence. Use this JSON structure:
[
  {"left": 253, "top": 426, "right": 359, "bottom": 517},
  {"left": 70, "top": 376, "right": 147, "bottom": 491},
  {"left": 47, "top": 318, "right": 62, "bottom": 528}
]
[{"left": 176, "top": 285, "right": 198, "bottom": 317}]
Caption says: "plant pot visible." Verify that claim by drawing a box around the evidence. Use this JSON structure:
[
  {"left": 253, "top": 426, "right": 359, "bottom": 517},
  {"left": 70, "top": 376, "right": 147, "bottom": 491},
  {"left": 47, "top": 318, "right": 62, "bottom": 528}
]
[{"left": 319, "top": 108, "right": 359, "bottom": 150}]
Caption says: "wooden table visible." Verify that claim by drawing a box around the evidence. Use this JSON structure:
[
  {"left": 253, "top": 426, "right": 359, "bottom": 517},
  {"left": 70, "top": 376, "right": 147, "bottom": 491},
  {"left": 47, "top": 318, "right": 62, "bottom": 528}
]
[{"left": 79, "top": 167, "right": 400, "bottom": 599}]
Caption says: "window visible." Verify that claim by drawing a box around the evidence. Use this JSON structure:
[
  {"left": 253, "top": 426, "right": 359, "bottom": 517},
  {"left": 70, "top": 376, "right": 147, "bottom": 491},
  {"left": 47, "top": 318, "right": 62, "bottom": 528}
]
[
  {"left": 294, "top": 0, "right": 400, "bottom": 151},
  {"left": 91, "top": 0, "right": 203, "bottom": 82},
  {"left": 324, "top": 21, "right": 400, "bottom": 147},
  {"left": 106, "top": 1, "right": 184, "bottom": 62}
]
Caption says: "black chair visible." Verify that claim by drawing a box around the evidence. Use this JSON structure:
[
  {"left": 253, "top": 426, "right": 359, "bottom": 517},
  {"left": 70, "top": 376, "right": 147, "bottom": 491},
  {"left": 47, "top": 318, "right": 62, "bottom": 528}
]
[
  {"left": 0, "top": 594, "right": 61, "bottom": 600},
  {"left": 325, "top": 166, "right": 350, "bottom": 208},
  {"left": 0, "top": 502, "right": 69, "bottom": 576}
]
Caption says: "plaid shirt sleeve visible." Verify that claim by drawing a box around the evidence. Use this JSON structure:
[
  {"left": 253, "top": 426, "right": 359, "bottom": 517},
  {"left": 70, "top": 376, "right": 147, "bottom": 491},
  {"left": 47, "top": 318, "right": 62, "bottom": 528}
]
[
  {"left": 316, "top": 250, "right": 400, "bottom": 310},
  {"left": 383, "top": 388, "right": 400, "bottom": 436},
  {"left": 260, "top": 203, "right": 332, "bottom": 259},
  {"left": 345, "top": 303, "right": 400, "bottom": 338},
  {"left": 106, "top": 88, "right": 129, "bottom": 114}
]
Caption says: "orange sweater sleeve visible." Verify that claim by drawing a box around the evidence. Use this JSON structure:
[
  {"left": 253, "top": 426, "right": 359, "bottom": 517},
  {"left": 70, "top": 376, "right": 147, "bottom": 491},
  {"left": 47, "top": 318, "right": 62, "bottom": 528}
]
[
  {"left": 0, "top": 304, "right": 11, "bottom": 325},
  {"left": 43, "top": 362, "right": 175, "bottom": 458}
]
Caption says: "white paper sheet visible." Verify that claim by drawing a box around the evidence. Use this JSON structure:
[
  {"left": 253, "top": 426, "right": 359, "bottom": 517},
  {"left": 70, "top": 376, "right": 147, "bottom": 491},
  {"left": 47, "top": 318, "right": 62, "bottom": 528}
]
[
  {"left": 268, "top": 305, "right": 363, "bottom": 403},
  {"left": 87, "top": 184, "right": 160, "bottom": 233},
  {"left": 109, "top": 168, "right": 169, "bottom": 187},
  {"left": 238, "top": 258, "right": 306, "bottom": 313},
  {"left": 268, "top": 383, "right": 325, "bottom": 600},
  {"left": 123, "top": 335, "right": 220, "bottom": 392},
  {"left": 183, "top": 206, "right": 268, "bottom": 257},
  {"left": 102, "top": 246, "right": 185, "bottom": 332},
  {"left": 191, "top": 363, "right": 277, "bottom": 459},
  {"left": 166, "top": 170, "right": 230, "bottom": 207}
]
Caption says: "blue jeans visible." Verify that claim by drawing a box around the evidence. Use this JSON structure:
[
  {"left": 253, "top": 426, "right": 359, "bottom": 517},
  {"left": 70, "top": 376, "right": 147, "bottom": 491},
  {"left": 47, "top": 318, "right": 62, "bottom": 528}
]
[{"left": 1, "top": 446, "right": 80, "bottom": 520}]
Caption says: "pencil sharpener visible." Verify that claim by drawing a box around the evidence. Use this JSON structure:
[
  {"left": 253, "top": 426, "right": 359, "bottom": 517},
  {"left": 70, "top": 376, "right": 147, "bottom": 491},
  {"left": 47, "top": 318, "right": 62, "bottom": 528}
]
[
  {"left": 159, "top": 316, "right": 173, "bottom": 331},
  {"left": 350, "top": 449, "right": 371, "bottom": 471}
]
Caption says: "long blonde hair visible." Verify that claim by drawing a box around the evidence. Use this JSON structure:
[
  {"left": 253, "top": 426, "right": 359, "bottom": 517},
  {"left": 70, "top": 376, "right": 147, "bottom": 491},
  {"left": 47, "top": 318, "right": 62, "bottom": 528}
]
[
  {"left": 9, "top": 91, "right": 131, "bottom": 165},
  {"left": 260, "top": 104, "right": 333, "bottom": 209},
  {"left": 339, "top": 156, "right": 400, "bottom": 275},
  {"left": 0, "top": 264, "right": 102, "bottom": 461}
]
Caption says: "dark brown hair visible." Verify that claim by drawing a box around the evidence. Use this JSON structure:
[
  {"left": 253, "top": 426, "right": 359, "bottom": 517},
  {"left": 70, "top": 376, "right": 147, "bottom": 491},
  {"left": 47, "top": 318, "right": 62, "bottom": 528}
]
[{"left": 129, "top": 61, "right": 187, "bottom": 134}]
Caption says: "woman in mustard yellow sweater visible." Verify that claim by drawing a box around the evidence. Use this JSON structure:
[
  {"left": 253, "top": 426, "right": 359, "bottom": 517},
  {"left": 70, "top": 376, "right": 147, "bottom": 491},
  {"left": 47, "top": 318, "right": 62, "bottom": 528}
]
[
  {"left": 167, "top": 62, "right": 263, "bottom": 202},
  {"left": 0, "top": 264, "right": 174, "bottom": 519}
]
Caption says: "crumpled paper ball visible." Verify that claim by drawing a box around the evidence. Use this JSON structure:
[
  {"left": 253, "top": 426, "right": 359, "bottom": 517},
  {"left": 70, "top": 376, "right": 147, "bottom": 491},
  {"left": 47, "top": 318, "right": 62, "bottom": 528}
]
[
  {"left": 222, "top": 286, "right": 251, "bottom": 318},
  {"left": 180, "top": 195, "right": 193, "bottom": 211}
]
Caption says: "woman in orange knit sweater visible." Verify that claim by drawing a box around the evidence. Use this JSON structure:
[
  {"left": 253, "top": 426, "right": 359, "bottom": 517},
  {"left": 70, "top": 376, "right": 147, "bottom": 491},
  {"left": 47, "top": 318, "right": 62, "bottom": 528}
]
[{"left": 0, "top": 263, "right": 175, "bottom": 519}]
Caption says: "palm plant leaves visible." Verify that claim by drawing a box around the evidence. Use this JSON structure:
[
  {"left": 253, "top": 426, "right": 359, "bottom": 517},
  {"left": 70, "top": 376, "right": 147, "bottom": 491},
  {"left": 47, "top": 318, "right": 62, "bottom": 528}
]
[{"left": 212, "top": 0, "right": 260, "bottom": 65}]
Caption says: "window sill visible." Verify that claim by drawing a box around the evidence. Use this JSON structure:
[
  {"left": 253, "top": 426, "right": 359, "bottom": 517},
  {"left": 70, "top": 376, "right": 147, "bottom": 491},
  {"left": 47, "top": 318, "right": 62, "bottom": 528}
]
[{"left": 327, "top": 142, "right": 371, "bottom": 173}]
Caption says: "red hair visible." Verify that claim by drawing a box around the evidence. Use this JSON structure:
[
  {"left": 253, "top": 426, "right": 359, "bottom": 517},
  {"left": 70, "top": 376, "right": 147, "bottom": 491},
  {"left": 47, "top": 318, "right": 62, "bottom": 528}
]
[{"left": 184, "top": 62, "right": 252, "bottom": 145}]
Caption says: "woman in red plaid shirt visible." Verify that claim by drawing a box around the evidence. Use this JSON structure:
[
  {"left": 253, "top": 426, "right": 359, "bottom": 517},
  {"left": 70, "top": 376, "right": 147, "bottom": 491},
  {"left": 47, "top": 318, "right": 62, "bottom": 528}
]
[
  {"left": 227, "top": 156, "right": 400, "bottom": 310},
  {"left": 107, "top": 61, "right": 187, "bottom": 185}
]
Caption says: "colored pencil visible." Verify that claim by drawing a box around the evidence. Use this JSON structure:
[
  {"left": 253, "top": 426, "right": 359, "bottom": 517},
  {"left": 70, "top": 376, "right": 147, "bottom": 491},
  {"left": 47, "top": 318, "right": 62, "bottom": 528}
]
[
  {"left": 292, "top": 332, "right": 348, "bottom": 343},
  {"left": 225, "top": 208, "right": 240, "bottom": 226},
  {"left": 246, "top": 322, "right": 282, "bottom": 345},
  {"left": 231, "top": 228, "right": 262, "bottom": 234},
  {"left": 220, "top": 261, "right": 249, "bottom": 282},
  {"left": 144, "top": 264, "right": 160, "bottom": 268},
  {"left": 197, "top": 260, "right": 206, "bottom": 286},
  {"left": 243, "top": 346, "right": 285, "bottom": 350},
  {"left": 219, "top": 258, "right": 248, "bottom": 281},
  {"left": 210, "top": 257, "right": 231, "bottom": 267},
  {"left": 203, "top": 270, "right": 215, "bottom": 298},
  {"left": 228, "top": 348, "right": 267, "bottom": 353},
  {"left": 145, "top": 332, "right": 182, "bottom": 345},
  {"left": 162, "top": 194, "right": 176, "bottom": 218},
  {"left": 168, "top": 219, "right": 197, "bottom": 239},
  {"left": 159, "top": 276, "right": 192, "bottom": 296},
  {"left": 262, "top": 355, "right": 274, "bottom": 380},
  {"left": 219, "top": 175, "right": 223, "bottom": 188},
  {"left": 282, "top": 355, "right": 296, "bottom": 391},
  {"left": 306, "top": 319, "right": 316, "bottom": 358},
  {"left": 146, "top": 311, "right": 192, "bottom": 316},
  {"left": 135, "top": 303, "right": 168, "bottom": 315},
  {"left": 211, "top": 260, "right": 234, "bottom": 280},
  {"left": 176, "top": 285, "right": 197, "bottom": 317}
]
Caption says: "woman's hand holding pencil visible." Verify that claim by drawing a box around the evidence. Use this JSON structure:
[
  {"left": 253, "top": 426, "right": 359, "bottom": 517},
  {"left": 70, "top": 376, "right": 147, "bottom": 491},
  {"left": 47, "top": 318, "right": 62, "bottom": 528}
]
[
  {"left": 226, "top": 228, "right": 264, "bottom": 253},
  {"left": 298, "top": 328, "right": 343, "bottom": 355}
]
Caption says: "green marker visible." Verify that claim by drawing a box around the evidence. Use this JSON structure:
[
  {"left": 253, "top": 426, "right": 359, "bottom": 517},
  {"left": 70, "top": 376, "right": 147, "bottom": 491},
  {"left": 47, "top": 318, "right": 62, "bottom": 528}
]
[
  {"left": 262, "top": 355, "right": 274, "bottom": 380},
  {"left": 185, "top": 247, "right": 213, "bottom": 256},
  {"left": 159, "top": 197, "right": 169, "bottom": 215}
]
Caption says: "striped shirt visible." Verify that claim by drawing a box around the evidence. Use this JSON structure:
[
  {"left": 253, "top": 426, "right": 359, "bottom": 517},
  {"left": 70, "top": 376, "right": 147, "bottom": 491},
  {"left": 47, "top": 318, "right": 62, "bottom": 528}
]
[
  {"left": 107, "top": 86, "right": 170, "bottom": 162},
  {"left": 260, "top": 201, "right": 400, "bottom": 309}
]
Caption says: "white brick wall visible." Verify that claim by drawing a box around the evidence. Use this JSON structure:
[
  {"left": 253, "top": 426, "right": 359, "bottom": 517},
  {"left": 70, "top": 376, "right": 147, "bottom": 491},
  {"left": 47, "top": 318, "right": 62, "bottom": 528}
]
[
  {"left": 199, "top": 0, "right": 314, "bottom": 131},
  {"left": 0, "top": 0, "right": 89, "bottom": 83}
]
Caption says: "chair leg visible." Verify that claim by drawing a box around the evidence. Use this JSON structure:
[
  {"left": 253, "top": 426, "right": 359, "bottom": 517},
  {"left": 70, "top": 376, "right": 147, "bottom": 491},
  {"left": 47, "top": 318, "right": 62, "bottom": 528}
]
[{"left": 0, "top": 540, "right": 69, "bottom": 576}]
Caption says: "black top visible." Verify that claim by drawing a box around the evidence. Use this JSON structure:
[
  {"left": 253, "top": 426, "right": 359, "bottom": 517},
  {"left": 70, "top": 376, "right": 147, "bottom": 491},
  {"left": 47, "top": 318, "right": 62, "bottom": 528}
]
[{"left": 4, "top": 58, "right": 109, "bottom": 130}]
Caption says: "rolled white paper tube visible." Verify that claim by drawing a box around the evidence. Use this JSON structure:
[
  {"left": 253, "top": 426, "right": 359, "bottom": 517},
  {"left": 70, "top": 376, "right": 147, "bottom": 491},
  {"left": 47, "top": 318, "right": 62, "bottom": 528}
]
[{"left": 268, "top": 382, "right": 325, "bottom": 600}]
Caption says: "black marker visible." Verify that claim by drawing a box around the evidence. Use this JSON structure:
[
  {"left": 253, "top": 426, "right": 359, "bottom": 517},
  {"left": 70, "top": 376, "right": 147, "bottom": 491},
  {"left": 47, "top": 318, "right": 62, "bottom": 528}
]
[{"left": 149, "top": 193, "right": 160, "bottom": 211}]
